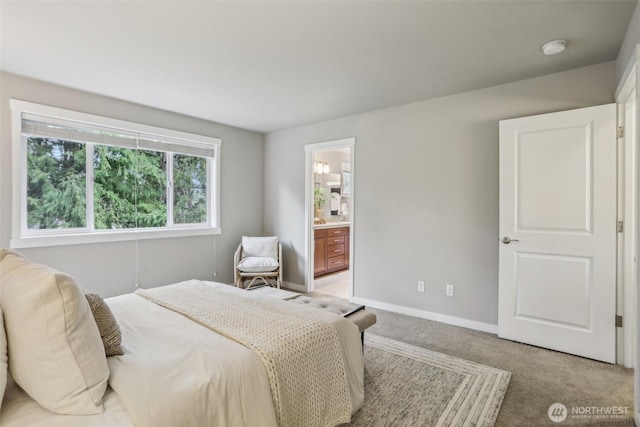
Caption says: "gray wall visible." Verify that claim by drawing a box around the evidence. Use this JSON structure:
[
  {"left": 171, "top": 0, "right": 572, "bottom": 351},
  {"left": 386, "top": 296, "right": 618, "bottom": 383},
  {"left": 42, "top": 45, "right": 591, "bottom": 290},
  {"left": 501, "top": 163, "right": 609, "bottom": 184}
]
[
  {"left": 616, "top": 1, "right": 640, "bottom": 82},
  {"left": 0, "top": 72, "right": 264, "bottom": 297},
  {"left": 264, "top": 62, "right": 616, "bottom": 325}
]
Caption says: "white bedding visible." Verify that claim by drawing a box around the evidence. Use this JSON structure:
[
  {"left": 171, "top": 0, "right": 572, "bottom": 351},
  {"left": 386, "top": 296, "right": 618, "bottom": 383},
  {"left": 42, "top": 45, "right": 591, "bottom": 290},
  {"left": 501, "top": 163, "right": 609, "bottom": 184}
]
[
  {"left": 0, "top": 380, "right": 132, "bottom": 427},
  {"left": 0, "top": 281, "right": 364, "bottom": 427}
]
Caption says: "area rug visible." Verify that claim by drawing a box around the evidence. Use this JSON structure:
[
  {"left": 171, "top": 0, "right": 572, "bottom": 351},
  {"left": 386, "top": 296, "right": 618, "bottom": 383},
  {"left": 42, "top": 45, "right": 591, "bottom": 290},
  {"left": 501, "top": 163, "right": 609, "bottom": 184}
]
[{"left": 347, "top": 334, "right": 511, "bottom": 427}]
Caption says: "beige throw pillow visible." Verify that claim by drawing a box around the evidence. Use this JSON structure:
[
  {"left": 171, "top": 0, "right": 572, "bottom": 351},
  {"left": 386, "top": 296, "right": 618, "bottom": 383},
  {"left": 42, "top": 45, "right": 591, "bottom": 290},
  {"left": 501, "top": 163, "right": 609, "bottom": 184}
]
[
  {"left": 0, "top": 307, "right": 7, "bottom": 411},
  {"left": 85, "top": 293, "right": 124, "bottom": 356},
  {"left": 0, "top": 249, "right": 20, "bottom": 263},
  {"left": 0, "top": 251, "right": 109, "bottom": 415}
]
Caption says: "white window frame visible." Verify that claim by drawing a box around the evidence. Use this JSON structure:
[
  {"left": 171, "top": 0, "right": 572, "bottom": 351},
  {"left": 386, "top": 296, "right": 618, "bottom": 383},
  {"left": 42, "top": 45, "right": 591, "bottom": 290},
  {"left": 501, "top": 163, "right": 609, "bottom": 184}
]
[{"left": 10, "top": 99, "right": 222, "bottom": 248}]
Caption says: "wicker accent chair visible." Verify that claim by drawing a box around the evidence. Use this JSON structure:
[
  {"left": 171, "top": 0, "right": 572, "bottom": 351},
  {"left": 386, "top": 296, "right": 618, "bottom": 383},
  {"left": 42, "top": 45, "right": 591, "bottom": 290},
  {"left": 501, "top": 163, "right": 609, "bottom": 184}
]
[{"left": 234, "top": 236, "right": 282, "bottom": 289}]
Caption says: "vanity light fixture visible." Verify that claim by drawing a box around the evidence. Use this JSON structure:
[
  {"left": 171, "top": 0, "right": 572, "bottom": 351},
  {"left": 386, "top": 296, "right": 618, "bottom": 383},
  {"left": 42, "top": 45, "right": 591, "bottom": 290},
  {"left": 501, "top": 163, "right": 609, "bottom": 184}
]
[
  {"left": 542, "top": 40, "right": 567, "bottom": 56},
  {"left": 314, "top": 161, "right": 330, "bottom": 174}
]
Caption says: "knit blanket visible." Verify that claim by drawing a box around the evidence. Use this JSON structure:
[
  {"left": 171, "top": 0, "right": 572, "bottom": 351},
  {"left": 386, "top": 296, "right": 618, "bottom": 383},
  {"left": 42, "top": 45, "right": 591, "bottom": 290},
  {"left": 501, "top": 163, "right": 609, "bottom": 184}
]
[{"left": 135, "top": 282, "right": 351, "bottom": 427}]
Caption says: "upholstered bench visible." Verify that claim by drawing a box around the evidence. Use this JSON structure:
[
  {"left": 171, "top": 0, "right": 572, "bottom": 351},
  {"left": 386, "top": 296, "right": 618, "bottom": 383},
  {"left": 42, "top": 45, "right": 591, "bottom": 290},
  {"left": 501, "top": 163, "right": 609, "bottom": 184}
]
[{"left": 288, "top": 295, "right": 377, "bottom": 344}]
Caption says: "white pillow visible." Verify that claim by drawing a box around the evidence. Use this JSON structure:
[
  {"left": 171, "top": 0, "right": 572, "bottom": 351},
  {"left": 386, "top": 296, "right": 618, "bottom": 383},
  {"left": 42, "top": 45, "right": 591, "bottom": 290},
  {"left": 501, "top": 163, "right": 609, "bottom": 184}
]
[
  {"left": 237, "top": 256, "right": 279, "bottom": 273},
  {"left": 242, "top": 236, "right": 278, "bottom": 259},
  {"left": 0, "top": 306, "right": 6, "bottom": 411},
  {"left": 0, "top": 251, "right": 109, "bottom": 415}
]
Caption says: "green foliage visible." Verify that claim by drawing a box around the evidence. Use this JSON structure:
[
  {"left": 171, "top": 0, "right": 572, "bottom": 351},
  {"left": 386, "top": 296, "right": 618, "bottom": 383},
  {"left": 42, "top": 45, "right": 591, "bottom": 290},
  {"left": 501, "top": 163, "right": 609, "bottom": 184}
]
[
  {"left": 314, "top": 186, "right": 326, "bottom": 209},
  {"left": 27, "top": 138, "right": 208, "bottom": 231},
  {"left": 173, "top": 154, "right": 207, "bottom": 224},
  {"left": 27, "top": 138, "right": 86, "bottom": 229},
  {"left": 93, "top": 146, "right": 167, "bottom": 229}
]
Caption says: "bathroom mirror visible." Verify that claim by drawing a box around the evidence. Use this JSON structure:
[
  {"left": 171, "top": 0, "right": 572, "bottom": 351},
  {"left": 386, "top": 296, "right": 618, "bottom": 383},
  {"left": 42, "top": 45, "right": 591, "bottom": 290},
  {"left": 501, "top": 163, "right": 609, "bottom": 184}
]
[{"left": 330, "top": 189, "right": 341, "bottom": 215}]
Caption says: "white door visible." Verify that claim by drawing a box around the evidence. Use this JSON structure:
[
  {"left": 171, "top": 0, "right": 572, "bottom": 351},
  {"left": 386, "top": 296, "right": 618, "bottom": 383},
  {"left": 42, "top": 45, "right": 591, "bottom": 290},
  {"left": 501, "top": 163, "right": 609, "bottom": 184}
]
[{"left": 498, "top": 104, "right": 617, "bottom": 363}]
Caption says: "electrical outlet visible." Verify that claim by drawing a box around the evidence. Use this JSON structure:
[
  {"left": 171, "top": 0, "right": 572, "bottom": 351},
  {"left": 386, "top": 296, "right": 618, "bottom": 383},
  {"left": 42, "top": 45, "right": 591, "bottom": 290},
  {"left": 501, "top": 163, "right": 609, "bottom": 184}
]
[
  {"left": 417, "top": 281, "right": 425, "bottom": 292},
  {"left": 446, "top": 284, "right": 454, "bottom": 297}
]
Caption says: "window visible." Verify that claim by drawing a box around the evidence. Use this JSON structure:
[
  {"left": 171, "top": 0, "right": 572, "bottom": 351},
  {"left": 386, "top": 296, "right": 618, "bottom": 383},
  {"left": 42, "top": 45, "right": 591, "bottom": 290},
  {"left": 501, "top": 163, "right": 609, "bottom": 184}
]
[{"left": 11, "top": 100, "right": 221, "bottom": 248}]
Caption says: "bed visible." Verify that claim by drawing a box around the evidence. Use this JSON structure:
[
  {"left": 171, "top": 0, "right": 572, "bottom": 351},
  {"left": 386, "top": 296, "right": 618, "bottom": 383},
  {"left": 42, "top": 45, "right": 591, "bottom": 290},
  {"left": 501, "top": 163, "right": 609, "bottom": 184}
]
[{"left": 0, "top": 251, "right": 364, "bottom": 427}]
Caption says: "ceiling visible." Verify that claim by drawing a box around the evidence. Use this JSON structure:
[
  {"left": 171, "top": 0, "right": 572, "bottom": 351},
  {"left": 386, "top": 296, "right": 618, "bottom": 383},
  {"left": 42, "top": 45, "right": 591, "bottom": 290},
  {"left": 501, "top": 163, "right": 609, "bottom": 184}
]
[{"left": 0, "top": 1, "right": 637, "bottom": 133}]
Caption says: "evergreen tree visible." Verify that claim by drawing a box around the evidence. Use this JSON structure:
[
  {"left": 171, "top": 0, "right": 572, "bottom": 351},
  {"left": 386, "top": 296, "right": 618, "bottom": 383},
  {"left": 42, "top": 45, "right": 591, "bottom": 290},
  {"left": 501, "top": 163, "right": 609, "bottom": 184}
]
[
  {"left": 173, "top": 154, "right": 207, "bottom": 224},
  {"left": 27, "top": 138, "right": 207, "bottom": 230},
  {"left": 27, "top": 138, "right": 86, "bottom": 229},
  {"left": 93, "top": 146, "right": 167, "bottom": 229}
]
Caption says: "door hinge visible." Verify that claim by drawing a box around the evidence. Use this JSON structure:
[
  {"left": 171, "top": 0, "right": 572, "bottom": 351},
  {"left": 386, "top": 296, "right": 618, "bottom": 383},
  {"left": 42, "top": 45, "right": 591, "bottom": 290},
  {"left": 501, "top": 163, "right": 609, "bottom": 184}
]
[
  {"left": 617, "top": 126, "right": 625, "bottom": 139},
  {"left": 616, "top": 315, "right": 623, "bottom": 328},
  {"left": 617, "top": 220, "right": 624, "bottom": 233}
]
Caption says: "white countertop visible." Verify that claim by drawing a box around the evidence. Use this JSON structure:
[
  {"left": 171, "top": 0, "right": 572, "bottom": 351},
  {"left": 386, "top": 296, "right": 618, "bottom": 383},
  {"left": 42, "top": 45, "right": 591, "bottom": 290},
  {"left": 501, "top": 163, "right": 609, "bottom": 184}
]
[{"left": 313, "top": 221, "right": 350, "bottom": 229}]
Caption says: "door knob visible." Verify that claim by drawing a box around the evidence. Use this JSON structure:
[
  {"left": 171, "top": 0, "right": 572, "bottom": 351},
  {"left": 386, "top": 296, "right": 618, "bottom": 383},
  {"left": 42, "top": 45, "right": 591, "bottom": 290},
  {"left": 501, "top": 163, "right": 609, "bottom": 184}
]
[{"left": 501, "top": 237, "right": 519, "bottom": 244}]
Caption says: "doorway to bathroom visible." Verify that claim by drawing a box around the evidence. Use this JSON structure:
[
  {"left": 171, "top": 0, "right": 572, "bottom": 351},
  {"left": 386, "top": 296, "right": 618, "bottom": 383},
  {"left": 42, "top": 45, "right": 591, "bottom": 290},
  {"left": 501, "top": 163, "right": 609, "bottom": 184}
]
[{"left": 304, "top": 138, "right": 355, "bottom": 300}]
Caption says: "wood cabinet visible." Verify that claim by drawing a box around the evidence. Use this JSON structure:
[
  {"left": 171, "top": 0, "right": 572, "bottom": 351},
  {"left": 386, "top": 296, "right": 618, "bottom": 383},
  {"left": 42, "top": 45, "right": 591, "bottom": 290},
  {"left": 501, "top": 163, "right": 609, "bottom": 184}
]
[
  {"left": 314, "top": 229, "right": 327, "bottom": 274},
  {"left": 314, "top": 226, "right": 349, "bottom": 278},
  {"left": 345, "top": 233, "right": 350, "bottom": 269}
]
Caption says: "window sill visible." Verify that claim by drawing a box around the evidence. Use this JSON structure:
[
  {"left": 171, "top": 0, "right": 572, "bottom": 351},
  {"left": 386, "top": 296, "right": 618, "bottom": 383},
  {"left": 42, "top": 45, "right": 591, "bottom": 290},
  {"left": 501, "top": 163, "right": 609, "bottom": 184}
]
[{"left": 10, "top": 227, "right": 221, "bottom": 249}]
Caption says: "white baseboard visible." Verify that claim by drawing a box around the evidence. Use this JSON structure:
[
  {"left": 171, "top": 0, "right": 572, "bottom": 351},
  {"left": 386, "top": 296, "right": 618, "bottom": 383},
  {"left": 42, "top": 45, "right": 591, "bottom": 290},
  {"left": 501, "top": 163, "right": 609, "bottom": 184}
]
[
  {"left": 282, "top": 281, "right": 306, "bottom": 292},
  {"left": 350, "top": 296, "right": 498, "bottom": 335}
]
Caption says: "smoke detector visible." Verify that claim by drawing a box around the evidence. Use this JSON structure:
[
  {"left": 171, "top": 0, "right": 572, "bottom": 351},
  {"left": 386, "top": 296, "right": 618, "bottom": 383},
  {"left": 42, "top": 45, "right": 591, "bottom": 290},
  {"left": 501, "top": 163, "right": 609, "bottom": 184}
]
[{"left": 542, "top": 40, "right": 567, "bottom": 56}]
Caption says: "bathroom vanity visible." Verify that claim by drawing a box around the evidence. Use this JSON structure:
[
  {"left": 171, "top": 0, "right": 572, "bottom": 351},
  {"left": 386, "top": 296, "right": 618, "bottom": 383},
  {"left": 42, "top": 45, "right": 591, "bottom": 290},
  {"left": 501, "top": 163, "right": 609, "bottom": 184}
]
[{"left": 314, "top": 222, "right": 350, "bottom": 277}]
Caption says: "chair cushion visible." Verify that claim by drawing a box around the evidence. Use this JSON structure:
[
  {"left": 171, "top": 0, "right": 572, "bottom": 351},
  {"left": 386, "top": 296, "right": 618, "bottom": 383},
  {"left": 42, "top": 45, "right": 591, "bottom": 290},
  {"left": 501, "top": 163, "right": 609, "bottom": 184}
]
[
  {"left": 0, "top": 250, "right": 109, "bottom": 415},
  {"left": 237, "top": 256, "right": 279, "bottom": 273},
  {"left": 242, "top": 236, "right": 278, "bottom": 259}
]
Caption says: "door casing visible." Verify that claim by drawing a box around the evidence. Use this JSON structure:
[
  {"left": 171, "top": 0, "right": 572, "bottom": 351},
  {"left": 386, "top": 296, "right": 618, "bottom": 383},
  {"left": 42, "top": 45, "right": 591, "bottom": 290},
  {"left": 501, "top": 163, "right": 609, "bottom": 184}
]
[
  {"left": 614, "top": 43, "right": 639, "bottom": 426},
  {"left": 304, "top": 138, "right": 355, "bottom": 296}
]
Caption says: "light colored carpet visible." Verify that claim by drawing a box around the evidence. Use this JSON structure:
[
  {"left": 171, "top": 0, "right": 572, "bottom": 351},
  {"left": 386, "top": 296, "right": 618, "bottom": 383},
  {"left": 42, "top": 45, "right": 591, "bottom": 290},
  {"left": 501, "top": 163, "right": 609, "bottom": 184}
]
[
  {"left": 366, "top": 308, "right": 634, "bottom": 426},
  {"left": 347, "top": 334, "right": 510, "bottom": 426}
]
